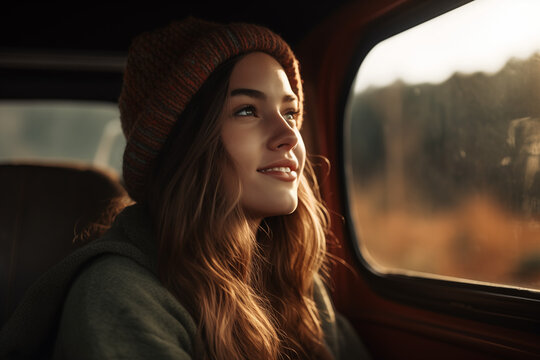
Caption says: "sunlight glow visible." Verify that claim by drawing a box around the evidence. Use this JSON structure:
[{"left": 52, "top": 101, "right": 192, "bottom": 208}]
[{"left": 354, "top": 0, "right": 540, "bottom": 93}]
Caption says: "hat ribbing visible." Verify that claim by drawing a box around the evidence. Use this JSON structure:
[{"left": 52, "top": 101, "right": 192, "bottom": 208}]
[{"left": 119, "top": 17, "right": 303, "bottom": 202}]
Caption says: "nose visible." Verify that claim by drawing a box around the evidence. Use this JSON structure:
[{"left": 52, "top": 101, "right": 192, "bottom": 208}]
[{"left": 267, "top": 112, "right": 299, "bottom": 151}]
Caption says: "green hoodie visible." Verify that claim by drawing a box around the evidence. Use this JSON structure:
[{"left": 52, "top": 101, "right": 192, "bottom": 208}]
[{"left": 0, "top": 205, "right": 371, "bottom": 360}]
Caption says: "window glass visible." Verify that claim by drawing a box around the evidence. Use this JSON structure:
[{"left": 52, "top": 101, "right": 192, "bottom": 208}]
[
  {"left": 0, "top": 101, "right": 124, "bottom": 175},
  {"left": 345, "top": 0, "right": 540, "bottom": 290}
]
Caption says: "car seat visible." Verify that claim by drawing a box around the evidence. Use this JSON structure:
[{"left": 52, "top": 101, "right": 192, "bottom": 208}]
[{"left": 0, "top": 163, "right": 127, "bottom": 325}]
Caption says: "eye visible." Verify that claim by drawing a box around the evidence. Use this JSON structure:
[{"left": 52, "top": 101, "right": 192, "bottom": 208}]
[
  {"left": 283, "top": 110, "right": 299, "bottom": 127},
  {"left": 235, "top": 105, "right": 257, "bottom": 117}
]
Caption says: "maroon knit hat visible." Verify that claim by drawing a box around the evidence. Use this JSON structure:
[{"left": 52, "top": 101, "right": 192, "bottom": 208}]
[{"left": 119, "top": 17, "right": 303, "bottom": 202}]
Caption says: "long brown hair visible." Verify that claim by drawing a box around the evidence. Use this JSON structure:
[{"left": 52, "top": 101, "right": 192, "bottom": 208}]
[{"left": 146, "top": 54, "right": 333, "bottom": 360}]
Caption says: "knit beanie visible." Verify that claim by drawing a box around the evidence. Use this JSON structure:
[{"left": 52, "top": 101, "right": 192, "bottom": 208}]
[{"left": 118, "top": 17, "right": 304, "bottom": 202}]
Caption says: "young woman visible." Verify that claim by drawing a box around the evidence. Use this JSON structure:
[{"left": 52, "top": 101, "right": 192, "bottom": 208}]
[{"left": 0, "top": 18, "right": 370, "bottom": 360}]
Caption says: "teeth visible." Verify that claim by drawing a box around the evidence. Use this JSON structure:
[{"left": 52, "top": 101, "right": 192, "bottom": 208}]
[{"left": 260, "top": 167, "right": 291, "bottom": 173}]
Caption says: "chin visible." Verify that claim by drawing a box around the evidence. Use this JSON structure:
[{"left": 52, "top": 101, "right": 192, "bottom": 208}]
[
  {"left": 245, "top": 199, "right": 299, "bottom": 219},
  {"left": 268, "top": 200, "right": 299, "bottom": 217}
]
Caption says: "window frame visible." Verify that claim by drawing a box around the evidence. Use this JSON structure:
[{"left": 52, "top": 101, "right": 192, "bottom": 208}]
[{"left": 338, "top": 0, "right": 540, "bottom": 332}]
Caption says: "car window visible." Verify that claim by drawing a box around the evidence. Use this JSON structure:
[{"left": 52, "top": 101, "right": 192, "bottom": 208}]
[
  {"left": 344, "top": 0, "right": 540, "bottom": 290},
  {"left": 0, "top": 101, "right": 124, "bottom": 174}
]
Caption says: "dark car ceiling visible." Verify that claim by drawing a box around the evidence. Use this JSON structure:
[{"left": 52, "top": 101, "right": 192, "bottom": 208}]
[
  {"left": 0, "top": 2, "right": 355, "bottom": 53},
  {"left": 0, "top": 1, "right": 356, "bottom": 102}
]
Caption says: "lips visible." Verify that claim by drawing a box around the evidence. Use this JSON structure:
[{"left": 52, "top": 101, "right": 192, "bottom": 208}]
[{"left": 257, "top": 160, "right": 299, "bottom": 182}]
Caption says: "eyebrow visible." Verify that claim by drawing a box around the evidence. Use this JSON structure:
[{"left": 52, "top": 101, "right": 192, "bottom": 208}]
[{"left": 230, "top": 88, "right": 298, "bottom": 103}]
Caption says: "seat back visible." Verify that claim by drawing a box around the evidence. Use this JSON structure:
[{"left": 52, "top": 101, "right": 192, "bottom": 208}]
[{"left": 0, "top": 163, "right": 127, "bottom": 324}]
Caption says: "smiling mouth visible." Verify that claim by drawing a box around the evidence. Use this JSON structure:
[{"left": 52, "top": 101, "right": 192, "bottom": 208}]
[
  {"left": 258, "top": 166, "right": 291, "bottom": 173},
  {"left": 257, "top": 167, "right": 297, "bottom": 182}
]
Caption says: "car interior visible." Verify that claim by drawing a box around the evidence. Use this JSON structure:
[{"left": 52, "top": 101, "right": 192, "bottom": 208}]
[{"left": 1, "top": 1, "right": 539, "bottom": 359}]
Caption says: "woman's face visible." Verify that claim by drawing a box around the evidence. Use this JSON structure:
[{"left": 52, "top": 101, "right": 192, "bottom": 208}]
[{"left": 220, "top": 52, "right": 306, "bottom": 221}]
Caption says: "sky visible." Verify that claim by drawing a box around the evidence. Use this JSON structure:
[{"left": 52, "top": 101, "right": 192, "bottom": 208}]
[{"left": 353, "top": 0, "right": 540, "bottom": 93}]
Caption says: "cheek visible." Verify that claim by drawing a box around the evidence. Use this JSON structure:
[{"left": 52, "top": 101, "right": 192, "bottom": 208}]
[
  {"left": 221, "top": 122, "right": 264, "bottom": 177},
  {"left": 224, "top": 136, "right": 259, "bottom": 171},
  {"left": 222, "top": 123, "right": 248, "bottom": 161},
  {"left": 294, "top": 134, "right": 307, "bottom": 176}
]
